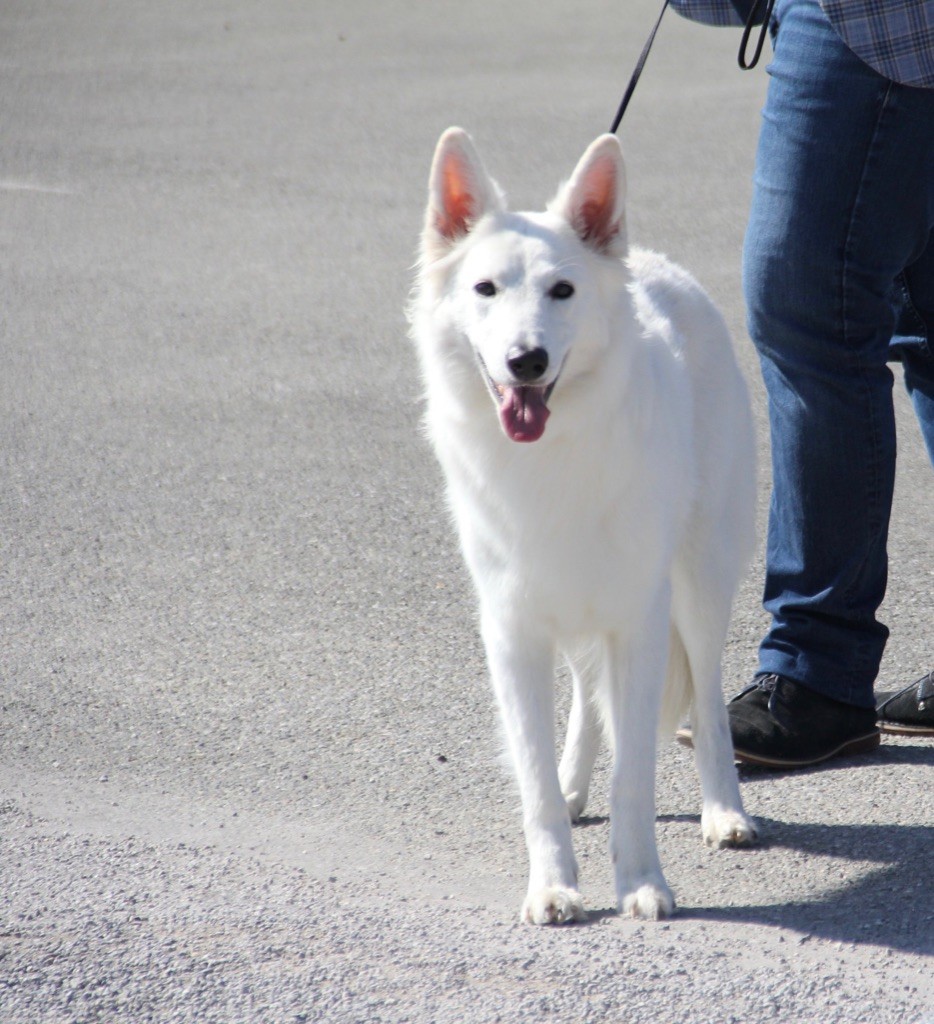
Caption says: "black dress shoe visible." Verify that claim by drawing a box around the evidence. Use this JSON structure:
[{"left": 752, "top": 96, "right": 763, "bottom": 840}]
[
  {"left": 725, "top": 675, "right": 880, "bottom": 767},
  {"left": 876, "top": 671, "right": 934, "bottom": 736},
  {"left": 676, "top": 674, "right": 880, "bottom": 769}
]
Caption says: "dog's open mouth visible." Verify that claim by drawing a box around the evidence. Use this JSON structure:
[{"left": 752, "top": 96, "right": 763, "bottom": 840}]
[
  {"left": 495, "top": 383, "right": 553, "bottom": 443},
  {"left": 476, "top": 355, "right": 557, "bottom": 444}
]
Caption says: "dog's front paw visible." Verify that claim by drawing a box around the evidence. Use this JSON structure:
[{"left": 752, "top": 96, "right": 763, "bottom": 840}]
[
  {"left": 619, "top": 879, "right": 675, "bottom": 921},
  {"left": 702, "top": 807, "right": 759, "bottom": 849},
  {"left": 522, "top": 887, "right": 587, "bottom": 925}
]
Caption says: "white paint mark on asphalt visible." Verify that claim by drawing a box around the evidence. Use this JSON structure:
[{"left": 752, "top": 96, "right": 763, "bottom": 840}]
[{"left": 0, "top": 179, "right": 76, "bottom": 195}]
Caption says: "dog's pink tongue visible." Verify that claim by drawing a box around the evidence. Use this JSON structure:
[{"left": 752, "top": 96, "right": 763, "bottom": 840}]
[{"left": 499, "top": 386, "right": 550, "bottom": 443}]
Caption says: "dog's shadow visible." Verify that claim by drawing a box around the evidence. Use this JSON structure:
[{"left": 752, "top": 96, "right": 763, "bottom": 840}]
[{"left": 576, "top": 743, "right": 934, "bottom": 951}]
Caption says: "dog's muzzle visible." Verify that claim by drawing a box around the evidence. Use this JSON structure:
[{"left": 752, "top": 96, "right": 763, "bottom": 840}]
[{"left": 475, "top": 351, "right": 561, "bottom": 444}]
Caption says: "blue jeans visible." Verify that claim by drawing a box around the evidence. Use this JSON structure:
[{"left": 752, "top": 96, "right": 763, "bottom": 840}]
[{"left": 743, "top": 0, "right": 934, "bottom": 708}]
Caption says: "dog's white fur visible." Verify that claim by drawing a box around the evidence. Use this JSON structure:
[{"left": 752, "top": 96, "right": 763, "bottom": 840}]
[{"left": 410, "top": 128, "right": 758, "bottom": 924}]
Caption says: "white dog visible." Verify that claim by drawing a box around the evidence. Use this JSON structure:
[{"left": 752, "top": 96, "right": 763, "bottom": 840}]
[{"left": 410, "top": 128, "right": 758, "bottom": 925}]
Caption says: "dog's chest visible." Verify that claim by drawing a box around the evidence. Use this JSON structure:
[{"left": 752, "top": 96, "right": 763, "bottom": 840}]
[{"left": 450, "top": 438, "right": 680, "bottom": 629}]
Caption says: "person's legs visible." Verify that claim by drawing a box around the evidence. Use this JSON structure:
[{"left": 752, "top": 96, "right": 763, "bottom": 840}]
[{"left": 743, "top": 0, "right": 934, "bottom": 715}]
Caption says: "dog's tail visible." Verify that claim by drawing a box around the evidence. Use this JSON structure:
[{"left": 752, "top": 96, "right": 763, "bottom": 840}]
[{"left": 658, "top": 626, "right": 692, "bottom": 741}]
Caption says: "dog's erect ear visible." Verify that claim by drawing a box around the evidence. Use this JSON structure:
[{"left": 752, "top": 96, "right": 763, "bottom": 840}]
[
  {"left": 422, "top": 128, "right": 503, "bottom": 262},
  {"left": 550, "top": 134, "right": 627, "bottom": 256}
]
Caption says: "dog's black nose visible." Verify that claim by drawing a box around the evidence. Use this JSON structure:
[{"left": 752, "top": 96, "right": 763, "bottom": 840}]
[{"left": 506, "top": 346, "right": 549, "bottom": 383}]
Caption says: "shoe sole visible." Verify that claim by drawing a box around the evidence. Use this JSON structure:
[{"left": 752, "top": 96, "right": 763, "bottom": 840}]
[
  {"left": 674, "top": 728, "right": 882, "bottom": 768},
  {"left": 878, "top": 721, "right": 934, "bottom": 737}
]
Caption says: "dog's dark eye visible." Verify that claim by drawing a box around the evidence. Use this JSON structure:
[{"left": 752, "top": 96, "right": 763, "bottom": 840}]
[
  {"left": 550, "top": 280, "right": 575, "bottom": 300},
  {"left": 474, "top": 280, "right": 497, "bottom": 298}
]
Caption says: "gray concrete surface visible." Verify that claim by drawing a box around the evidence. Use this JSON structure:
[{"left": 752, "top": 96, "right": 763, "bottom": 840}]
[{"left": 1, "top": 1, "right": 931, "bottom": 1021}]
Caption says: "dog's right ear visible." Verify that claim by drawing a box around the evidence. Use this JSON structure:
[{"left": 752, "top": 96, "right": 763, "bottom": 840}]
[{"left": 421, "top": 128, "right": 503, "bottom": 263}]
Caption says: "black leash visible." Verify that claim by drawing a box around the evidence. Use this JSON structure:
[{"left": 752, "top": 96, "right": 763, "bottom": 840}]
[
  {"left": 609, "top": 0, "right": 776, "bottom": 135},
  {"left": 738, "top": 0, "right": 778, "bottom": 70},
  {"left": 609, "top": 0, "right": 671, "bottom": 134}
]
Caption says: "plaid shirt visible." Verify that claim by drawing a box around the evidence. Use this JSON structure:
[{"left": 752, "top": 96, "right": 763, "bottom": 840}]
[{"left": 671, "top": 0, "right": 934, "bottom": 87}]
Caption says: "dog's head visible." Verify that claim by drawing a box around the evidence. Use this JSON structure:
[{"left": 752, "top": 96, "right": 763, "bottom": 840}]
[{"left": 415, "top": 128, "right": 629, "bottom": 444}]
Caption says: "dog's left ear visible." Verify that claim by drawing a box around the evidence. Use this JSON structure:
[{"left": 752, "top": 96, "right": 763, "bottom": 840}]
[
  {"left": 422, "top": 127, "right": 504, "bottom": 264},
  {"left": 550, "top": 135, "right": 627, "bottom": 256}
]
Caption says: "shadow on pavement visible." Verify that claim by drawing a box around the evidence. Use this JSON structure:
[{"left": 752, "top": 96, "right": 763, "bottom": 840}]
[
  {"left": 735, "top": 741, "right": 934, "bottom": 781},
  {"left": 677, "top": 815, "right": 934, "bottom": 955},
  {"left": 573, "top": 744, "right": 934, "bottom": 951}
]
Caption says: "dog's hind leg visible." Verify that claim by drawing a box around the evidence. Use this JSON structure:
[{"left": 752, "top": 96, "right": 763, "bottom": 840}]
[
  {"left": 558, "top": 644, "right": 604, "bottom": 823},
  {"left": 481, "top": 612, "right": 587, "bottom": 925},
  {"left": 671, "top": 566, "right": 758, "bottom": 849}
]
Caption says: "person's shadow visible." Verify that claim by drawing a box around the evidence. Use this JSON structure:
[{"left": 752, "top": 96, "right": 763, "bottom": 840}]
[
  {"left": 677, "top": 742, "right": 933, "bottom": 954},
  {"left": 578, "top": 743, "right": 933, "bottom": 954}
]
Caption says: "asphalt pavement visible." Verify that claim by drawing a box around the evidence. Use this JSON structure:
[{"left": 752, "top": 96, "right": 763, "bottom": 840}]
[{"left": 1, "top": 2, "right": 932, "bottom": 1022}]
